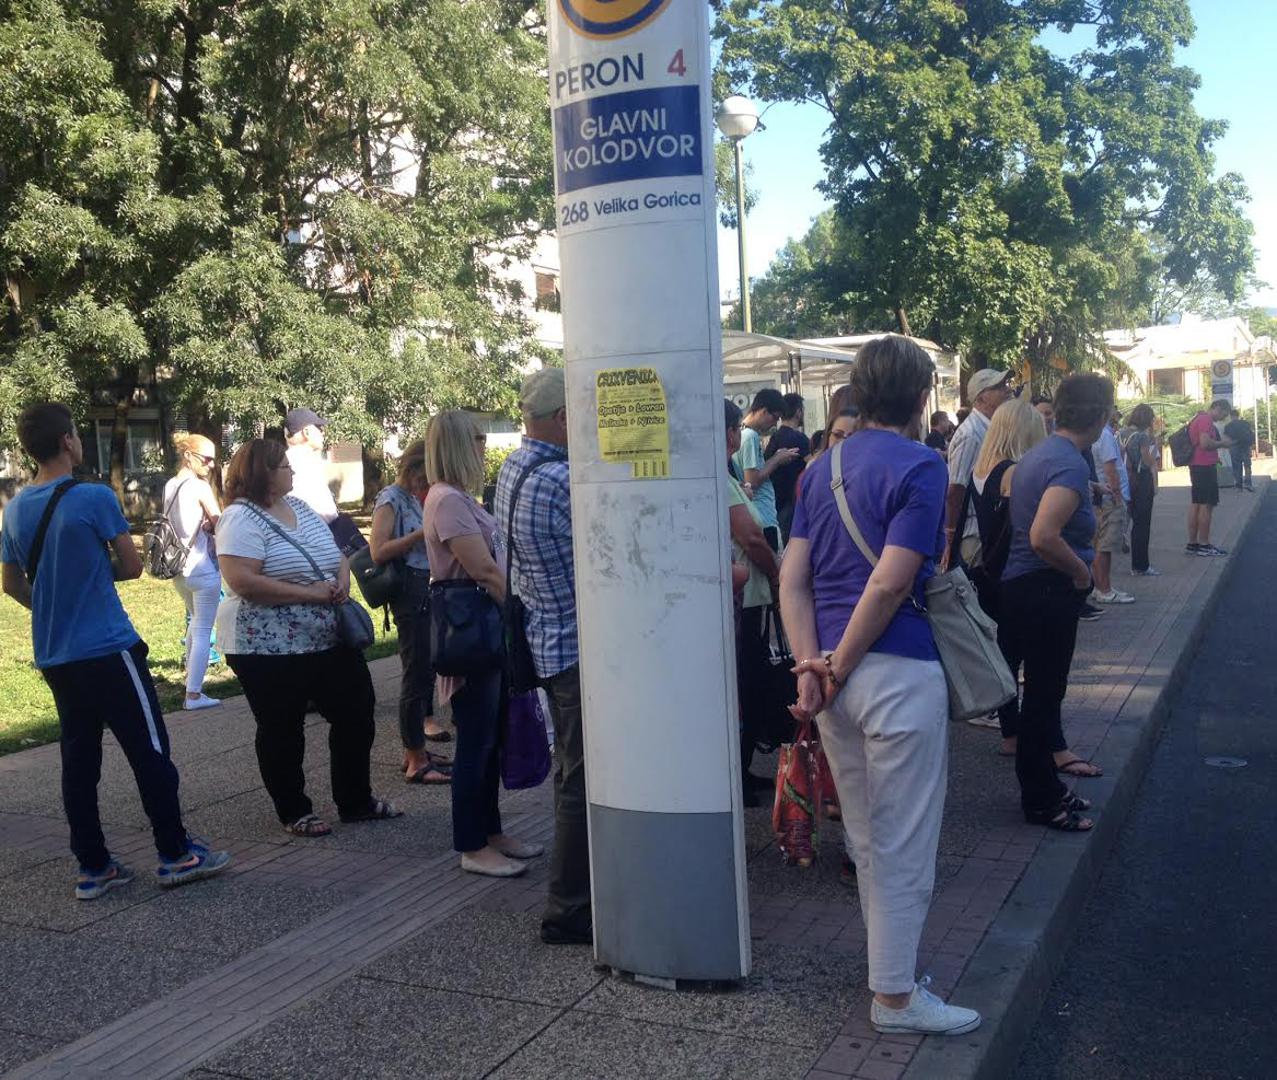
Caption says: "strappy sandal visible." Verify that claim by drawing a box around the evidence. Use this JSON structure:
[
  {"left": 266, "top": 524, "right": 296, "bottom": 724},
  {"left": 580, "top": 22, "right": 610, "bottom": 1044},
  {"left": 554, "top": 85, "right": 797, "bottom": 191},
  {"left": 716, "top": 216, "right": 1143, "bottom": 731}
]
[
  {"left": 284, "top": 813, "right": 332, "bottom": 838},
  {"left": 1062, "top": 791, "right": 1092, "bottom": 813},
  {"left": 1056, "top": 757, "right": 1104, "bottom": 778},
  {"left": 405, "top": 762, "right": 451, "bottom": 785},
  {"left": 1025, "top": 805, "right": 1094, "bottom": 832},
  {"left": 339, "top": 798, "right": 404, "bottom": 823}
]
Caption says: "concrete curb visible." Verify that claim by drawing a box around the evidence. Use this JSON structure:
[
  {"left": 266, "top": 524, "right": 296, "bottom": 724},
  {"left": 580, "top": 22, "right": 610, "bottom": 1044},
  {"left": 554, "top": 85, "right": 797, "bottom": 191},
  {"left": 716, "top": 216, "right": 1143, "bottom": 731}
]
[{"left": 906, "top": 481, "right": 1271, "bottom": 1080}]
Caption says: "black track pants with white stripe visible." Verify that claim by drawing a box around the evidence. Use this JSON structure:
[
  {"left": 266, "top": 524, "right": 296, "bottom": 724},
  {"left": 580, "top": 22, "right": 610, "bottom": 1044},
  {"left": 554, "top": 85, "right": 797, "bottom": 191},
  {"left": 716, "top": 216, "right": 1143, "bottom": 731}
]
[{"left": 43, "top": 640, "right": 188, "bottom": 871}]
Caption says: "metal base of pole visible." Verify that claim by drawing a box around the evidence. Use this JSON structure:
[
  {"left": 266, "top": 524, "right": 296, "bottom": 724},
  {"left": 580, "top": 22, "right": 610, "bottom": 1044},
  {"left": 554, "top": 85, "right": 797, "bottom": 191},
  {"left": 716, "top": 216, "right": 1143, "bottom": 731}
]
[{"left": 589, "top": 803, "right": 749, "bottom": 982}]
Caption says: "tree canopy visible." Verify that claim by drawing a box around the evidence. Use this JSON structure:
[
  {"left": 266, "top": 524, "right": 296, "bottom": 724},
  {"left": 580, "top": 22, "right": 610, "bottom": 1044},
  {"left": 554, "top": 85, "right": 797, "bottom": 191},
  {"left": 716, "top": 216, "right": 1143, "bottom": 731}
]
[
  {"left": 716, "top": 0, "right": 1256, "bottom": 385},
  {"left": 1, "top": 0, "right": 553, "bottom": 484}
]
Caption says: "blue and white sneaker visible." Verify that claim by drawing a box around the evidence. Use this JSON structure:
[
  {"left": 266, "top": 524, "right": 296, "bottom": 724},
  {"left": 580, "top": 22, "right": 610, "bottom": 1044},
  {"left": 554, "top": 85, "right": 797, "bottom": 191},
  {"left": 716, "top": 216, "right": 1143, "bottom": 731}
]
[
  {"left": 75, "top": 858, "right": 134, "bottom": 901},
  {"left": 156, "top": 837, "right": 232, "bottom": 889}
]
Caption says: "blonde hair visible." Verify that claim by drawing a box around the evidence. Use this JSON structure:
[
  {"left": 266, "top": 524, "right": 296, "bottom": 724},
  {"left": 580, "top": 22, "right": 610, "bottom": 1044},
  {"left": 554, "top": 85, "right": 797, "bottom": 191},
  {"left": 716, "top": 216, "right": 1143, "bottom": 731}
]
[
  {"left": 425, "top": 411, "right": 484, "bottom": 492},
  {"left": 172, "top": 431, "right": 215, "bottom": 462},
  {"left": 396, "top": 439, "right": 427, "bottom": 486},
  {"left": 974, "top": 398, "right": 1046, "bottom": 481}
]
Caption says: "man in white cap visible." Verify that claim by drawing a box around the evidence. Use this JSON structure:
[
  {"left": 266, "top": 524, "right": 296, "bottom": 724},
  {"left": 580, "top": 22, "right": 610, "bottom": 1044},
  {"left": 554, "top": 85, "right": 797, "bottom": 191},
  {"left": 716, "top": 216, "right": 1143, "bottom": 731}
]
[
  {"left": 493, "top": 367, "right": 591, "bottom": 946},
  {"left": 284, "top": 407, "right": 338, "bottom": 524},
  {"left": 942, "top": 368, "right": 1013, "bottom": 571}
]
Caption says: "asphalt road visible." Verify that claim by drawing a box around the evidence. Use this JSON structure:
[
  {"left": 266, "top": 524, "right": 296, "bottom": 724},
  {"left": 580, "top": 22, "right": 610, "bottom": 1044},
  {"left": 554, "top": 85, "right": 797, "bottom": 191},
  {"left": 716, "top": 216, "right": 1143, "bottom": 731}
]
[{"left": 1015, "top": 488, "right": 1277, "bottom": 1080}]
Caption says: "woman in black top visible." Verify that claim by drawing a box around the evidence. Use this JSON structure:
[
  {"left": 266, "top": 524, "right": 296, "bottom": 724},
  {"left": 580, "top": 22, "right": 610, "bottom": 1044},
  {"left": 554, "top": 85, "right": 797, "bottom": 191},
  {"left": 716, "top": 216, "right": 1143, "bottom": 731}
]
[{"left": 970, "top": 399, "right": 1046, "bottom": 753}]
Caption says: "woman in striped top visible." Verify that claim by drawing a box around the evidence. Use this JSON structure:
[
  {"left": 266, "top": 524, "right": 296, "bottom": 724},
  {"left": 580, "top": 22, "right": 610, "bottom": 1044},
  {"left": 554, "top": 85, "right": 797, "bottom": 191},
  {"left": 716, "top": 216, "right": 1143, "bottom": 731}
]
[{"left": 215, "top": 438, "right": 401, "bottom": 837}]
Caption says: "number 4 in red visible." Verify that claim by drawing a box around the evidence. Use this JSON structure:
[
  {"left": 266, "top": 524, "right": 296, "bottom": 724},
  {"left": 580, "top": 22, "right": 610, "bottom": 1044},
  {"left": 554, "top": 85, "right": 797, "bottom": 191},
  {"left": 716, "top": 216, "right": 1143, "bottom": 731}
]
[{"left": 667, "top": 49, "right": 686, "bottom": 77}]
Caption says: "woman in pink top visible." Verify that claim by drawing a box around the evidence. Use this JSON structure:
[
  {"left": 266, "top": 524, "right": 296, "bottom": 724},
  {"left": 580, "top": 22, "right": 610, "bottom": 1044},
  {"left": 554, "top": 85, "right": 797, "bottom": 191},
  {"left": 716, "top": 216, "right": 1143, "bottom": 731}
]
[{"left": 422, "top": 411, "right": 544, "bottom": 878}]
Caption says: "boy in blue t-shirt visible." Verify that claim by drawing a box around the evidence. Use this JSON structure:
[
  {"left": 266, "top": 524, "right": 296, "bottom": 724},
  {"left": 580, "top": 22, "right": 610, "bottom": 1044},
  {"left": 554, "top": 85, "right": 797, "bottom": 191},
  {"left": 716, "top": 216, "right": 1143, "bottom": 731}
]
[{"left": 1, "top": 403, "right": 230, "bottom": 899}]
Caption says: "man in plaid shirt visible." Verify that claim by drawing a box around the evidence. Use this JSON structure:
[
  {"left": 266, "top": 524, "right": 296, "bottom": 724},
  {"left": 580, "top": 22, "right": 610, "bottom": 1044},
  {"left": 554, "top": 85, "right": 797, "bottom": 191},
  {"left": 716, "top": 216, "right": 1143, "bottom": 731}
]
[{"left": 494, "top": 368, "right": 590, "bottom": 946}]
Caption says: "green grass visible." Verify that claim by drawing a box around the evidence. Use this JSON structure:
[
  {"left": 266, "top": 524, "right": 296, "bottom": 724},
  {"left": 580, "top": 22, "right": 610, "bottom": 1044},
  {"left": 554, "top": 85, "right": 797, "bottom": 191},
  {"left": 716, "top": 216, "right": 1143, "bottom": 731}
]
[{"left": 0, "top": 577, "right": 399, "bottom": 756}]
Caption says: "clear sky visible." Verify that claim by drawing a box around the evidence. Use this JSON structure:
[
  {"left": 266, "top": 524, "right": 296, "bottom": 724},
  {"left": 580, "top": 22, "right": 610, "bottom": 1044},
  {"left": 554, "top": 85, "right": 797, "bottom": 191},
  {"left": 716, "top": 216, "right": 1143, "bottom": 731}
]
[{"left": 715, "top": 0, "right": 1277, "bottom": 316}]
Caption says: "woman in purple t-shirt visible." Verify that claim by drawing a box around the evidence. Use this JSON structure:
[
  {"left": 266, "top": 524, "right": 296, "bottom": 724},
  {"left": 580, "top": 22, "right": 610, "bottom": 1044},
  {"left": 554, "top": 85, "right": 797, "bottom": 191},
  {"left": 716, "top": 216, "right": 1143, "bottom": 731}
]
[
  {"left": 781, "top": 336, "right": 980, "bottom": 1039},
  {"left": 1001, "top": 374, "right": 1113, "bottom": 832}
]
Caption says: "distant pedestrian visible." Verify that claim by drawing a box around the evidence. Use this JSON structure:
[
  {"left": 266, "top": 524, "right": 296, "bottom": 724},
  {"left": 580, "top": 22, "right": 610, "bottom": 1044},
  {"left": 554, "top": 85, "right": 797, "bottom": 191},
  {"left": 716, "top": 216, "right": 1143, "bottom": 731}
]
[
  {"left": 733, "top": 388, "right": 800, "bottom": 551},
  {"left": 767, "top": 392, "right": 810, "bottom": 544},
  {"left": 925, "top": 411, "right": 952, "bottom": 457},
  {"left": 1032, "top": 394, "right": 1055, "bottom": 434},
  {"left": 368, "top": 439, "right": 453, "bottom": 783},
  {"left": 1186, "top": 400, "right": 1234, "bottom": 556},
  {"left": 1001, "top": 374, "right": 1114, "bottom": 831},
  {"left": 1089, "top": 410, "right": 1134, "bottom": 605},
  {"left": 1225, "top": 409, "right": 1255, "bottom": 492},
  {"left": 164, "top": 432, "right": 224, "bottom": 710},
  {"left": 216, "top": 438, "right": 399, "bottom": 837},
  {"left": 1125, "top": 405, "right": 1161, "bottom": 576},
  {"left": 943, "top": 369, "right": 1013, "bottom": 570},
  {"left": 495, "top": 369, "right": 590, "bottom": 942},
  {"left": 283, "top": 408, "right": 338, "bottom": 523},
  {"left": 723, "top": 398, "right": 782, "bottom": 807},
  {"left": 782, "top": 336, "right": 981, "bottom": 1037},
  {"left": 424, "top": 411, "right": 536, "bottom": 879},
  {"left": 1, "top": 403, "right": 231, "bottom": 899}
]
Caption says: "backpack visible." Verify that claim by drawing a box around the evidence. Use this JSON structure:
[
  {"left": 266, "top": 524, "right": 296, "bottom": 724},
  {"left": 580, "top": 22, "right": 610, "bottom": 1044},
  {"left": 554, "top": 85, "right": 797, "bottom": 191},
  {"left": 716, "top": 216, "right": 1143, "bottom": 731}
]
[
  {"left": 1168, "top": 424, "right": 1194, "bottom": 468},
  {"left": 142, "top": 480, "right": 198, "bottom": 579}
]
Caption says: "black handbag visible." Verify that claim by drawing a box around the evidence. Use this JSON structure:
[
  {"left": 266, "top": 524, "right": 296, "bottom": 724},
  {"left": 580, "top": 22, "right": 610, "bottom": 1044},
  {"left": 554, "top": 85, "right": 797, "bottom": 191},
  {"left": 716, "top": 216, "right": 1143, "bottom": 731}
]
[
  {"left": 350, "top": 499, "right": 405, "bottom": 609},
  {"left": 429, "top": 579, "right": 503, "bottom": 676}
]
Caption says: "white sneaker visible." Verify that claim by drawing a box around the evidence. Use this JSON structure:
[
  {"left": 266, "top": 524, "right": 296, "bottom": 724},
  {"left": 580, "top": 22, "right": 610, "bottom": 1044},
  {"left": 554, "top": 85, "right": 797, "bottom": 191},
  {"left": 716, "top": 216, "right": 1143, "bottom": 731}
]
[
  {"left": 871, "top": 977, "right": 982, "bottom": 1036},
  {"left": 966, "top": 712, "right": 1001, "bottom": 730},
  {"left": 1131, "top": 567, "right": 1161, "bottom": 577},
  {"left": 1092, "top": 589, "right": 1135, "bottom": 605},
  {"left": 182, "top": 694, "right": 222, "bottom": 711}
]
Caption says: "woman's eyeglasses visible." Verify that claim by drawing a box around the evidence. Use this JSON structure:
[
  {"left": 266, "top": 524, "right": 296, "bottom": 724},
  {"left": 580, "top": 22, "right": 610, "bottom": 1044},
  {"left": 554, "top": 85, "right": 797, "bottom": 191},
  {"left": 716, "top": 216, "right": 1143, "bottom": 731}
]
[{"left": 191, "top": 453, "right": 216, "bottom": 465}]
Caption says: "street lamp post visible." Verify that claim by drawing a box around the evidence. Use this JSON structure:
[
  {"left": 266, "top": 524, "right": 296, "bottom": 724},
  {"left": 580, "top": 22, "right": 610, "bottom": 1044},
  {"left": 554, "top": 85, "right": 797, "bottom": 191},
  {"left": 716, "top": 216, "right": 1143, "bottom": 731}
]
[{"left": 715, "top": 95, "right": 759, "bottom": 333}]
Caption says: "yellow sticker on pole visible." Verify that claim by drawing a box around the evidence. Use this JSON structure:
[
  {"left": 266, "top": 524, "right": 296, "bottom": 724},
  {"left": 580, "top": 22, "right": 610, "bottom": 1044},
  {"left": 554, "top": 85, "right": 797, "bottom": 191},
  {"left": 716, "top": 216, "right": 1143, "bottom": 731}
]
[{"left": 595, "top": 366, "right": 670, "bottom": 478}]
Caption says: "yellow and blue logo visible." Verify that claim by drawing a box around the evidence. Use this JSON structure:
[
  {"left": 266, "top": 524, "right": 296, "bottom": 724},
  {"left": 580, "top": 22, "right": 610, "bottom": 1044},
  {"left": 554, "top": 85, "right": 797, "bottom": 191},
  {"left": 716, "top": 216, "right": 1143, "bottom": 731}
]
[{"left": 558, "top": 0, "right": 672, "bottom": 39}]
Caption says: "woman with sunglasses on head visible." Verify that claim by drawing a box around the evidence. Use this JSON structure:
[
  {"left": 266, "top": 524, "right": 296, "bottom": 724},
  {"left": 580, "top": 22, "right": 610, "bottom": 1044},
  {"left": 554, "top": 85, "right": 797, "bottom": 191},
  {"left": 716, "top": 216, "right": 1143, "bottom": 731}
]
[{"left": 164, "top": 433, "right": 224, "bottom": 711}]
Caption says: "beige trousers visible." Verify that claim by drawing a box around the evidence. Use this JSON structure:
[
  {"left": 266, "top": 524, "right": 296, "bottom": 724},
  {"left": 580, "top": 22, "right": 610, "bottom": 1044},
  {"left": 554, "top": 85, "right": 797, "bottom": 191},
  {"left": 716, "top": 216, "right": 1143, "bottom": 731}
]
[{"left": 819, "top": 652, "right": 949, "bottom": 994}]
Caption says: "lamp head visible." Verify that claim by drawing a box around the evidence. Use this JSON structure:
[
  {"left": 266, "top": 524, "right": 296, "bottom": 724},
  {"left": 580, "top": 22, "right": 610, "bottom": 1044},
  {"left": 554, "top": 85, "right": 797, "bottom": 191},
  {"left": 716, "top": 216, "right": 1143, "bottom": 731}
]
[{"left": 715, "top": 95, "right": 759, "bottom": 141}]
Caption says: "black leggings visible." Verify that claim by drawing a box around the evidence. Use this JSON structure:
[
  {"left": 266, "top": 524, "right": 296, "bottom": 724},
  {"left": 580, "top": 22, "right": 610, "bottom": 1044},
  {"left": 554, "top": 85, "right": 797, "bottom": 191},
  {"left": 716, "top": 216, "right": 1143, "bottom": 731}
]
[
  {"left": 1001, "top": 571, "right": 1084, "bottom": 816},
  {"left": 1130, "top": 470, "right": 1155, "bottom": 573}
]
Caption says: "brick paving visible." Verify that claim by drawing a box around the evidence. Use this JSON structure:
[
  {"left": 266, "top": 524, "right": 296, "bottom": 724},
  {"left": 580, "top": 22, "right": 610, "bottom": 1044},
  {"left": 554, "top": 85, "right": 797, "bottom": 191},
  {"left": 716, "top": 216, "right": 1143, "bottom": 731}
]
[{"left": 0, "top": 472, "right": 1265, "bottom": 1079}]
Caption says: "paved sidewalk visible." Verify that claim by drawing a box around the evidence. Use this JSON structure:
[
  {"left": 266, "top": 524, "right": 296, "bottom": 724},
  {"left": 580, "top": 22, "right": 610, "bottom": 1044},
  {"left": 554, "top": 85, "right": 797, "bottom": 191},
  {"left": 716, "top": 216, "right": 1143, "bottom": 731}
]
[{"left": 0, "top": 473, "right": 1267, "bottom": 1079}]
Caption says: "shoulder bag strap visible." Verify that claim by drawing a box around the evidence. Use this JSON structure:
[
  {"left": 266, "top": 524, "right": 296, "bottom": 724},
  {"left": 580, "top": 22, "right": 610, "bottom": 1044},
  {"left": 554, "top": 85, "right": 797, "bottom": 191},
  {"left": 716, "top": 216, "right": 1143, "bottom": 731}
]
[
  {"left": 165, "top": 478, "right": 205, "bottom": 558},
  {"left": 24, "top": 477, "right": 80, "bottom": 585},
  {"left": 503, "top": 459, "right": 554, "bottom": 603},
  {"left": 828, "top": 440, "right": 879, "bottom": 567},
  {"left": 237, "top": 499, "right": 331, "bottom": 584}
]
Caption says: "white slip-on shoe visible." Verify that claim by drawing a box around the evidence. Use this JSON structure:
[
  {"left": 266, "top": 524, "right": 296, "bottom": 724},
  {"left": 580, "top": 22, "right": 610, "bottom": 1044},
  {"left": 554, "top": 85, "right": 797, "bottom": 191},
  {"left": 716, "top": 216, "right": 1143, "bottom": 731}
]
[
  {"left": 460, "top": 853, "right": 527, "bottom": 878},
  {"left": 182, "top": 694, "right": 222, "bottom": 711},
  {"left": 965, "top": 712, "right": 1001, "bottom": 730},
  {"left": 871, "top": 977, "right": 982, "bottom": 1036}
]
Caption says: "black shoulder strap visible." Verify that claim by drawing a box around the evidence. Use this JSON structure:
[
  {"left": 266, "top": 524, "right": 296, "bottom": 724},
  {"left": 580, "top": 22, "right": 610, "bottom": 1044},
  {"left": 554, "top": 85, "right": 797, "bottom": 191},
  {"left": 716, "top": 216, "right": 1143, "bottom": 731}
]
[
  {"left": 24, "top": 478, "right": 79, "bottom": 586},
  {"left": 503, "top": 459, "right": 555, "bottom": 606}
]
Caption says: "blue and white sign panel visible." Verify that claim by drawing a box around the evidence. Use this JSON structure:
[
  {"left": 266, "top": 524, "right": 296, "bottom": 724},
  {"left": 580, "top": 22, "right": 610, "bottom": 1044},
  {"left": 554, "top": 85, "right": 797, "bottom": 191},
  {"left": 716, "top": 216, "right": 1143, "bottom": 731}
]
[{"left": 550, "top": 2, "right": 709, "bottom": 237}]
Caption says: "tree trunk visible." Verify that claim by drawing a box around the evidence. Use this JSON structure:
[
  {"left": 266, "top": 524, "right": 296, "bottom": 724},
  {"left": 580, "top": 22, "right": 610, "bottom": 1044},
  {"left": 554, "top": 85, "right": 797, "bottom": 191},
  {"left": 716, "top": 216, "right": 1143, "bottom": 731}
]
[
  {"left": 108, "top": 370, "right": 138, "bottom": 503},
  {"left": 361, "top": 444, "right": 385, "bottom": 511},
  {"left": 895, "top": 304, "right": 912, "bottom": 337}
]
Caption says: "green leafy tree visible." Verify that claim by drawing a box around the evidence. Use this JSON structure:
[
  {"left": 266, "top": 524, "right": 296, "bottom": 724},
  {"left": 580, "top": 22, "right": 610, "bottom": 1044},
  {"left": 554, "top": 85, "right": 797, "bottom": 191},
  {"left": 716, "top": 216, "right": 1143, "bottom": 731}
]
[
  {"left": 1, "top": 0, "right": 553, "bottom": 496},
  {"left": 715, "top": 0, "right": 1255, "bottom": 385}
]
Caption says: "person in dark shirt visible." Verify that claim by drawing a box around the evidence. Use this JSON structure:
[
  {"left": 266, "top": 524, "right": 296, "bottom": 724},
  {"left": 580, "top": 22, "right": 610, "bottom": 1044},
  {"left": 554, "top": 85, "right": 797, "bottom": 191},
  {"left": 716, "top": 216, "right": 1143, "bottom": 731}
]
[
  {"left": 767, "top": 392, "right": 810, "bottom": 543},
  {"left": 1224, "top": 409, "right": 1255, "bottom": 491},
  {"left": 925, "top": 411, "right": 952, "bottom": 456}
]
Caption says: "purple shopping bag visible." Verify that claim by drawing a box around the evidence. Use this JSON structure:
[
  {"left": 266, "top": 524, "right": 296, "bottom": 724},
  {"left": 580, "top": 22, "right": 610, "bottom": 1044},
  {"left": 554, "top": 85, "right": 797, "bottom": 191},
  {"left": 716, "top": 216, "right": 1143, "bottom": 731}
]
[{"left": 501, "top": 691, "right": 552, "bottom": 790}]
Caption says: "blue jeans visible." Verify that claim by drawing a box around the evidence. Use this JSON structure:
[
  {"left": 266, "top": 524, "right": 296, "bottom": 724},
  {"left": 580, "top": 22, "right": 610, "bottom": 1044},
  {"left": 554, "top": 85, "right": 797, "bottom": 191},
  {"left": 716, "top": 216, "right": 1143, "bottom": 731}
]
[
  {"left": 390, "top": 570, "right": 435, "bottom": 750},
  {"left": 449, "top": 669, "right": 503, "bottom": 852}
]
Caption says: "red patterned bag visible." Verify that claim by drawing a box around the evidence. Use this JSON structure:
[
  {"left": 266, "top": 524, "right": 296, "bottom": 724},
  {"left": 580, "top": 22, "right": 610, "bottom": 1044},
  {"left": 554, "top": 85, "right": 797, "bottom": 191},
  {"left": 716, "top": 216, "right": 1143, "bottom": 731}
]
[{"left": 772, "top": 720, "right": 820, "bottom": 867}]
